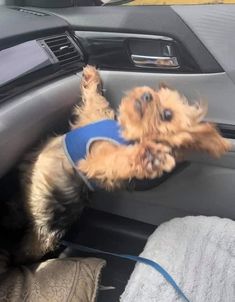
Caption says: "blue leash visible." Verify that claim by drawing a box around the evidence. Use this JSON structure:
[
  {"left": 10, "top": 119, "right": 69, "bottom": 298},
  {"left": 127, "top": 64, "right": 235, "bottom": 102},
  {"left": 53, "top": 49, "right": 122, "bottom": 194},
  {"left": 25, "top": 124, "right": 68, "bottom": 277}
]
[{"left": 61, "top": 240, "right": 191, "bottom": 302}]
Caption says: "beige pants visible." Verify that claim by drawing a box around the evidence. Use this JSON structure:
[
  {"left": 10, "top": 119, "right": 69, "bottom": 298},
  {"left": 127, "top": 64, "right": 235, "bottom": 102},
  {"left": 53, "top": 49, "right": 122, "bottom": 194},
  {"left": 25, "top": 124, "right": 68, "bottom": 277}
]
[{"left": 0, "top": 250, "right": 105, "bottom": 302}]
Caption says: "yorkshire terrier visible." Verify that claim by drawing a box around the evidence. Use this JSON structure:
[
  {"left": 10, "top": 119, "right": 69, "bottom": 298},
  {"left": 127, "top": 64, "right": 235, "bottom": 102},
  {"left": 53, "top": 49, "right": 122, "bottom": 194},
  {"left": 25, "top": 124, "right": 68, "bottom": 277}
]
[{"left": 17, "top": 66, "right": 230, "bottom": 263}]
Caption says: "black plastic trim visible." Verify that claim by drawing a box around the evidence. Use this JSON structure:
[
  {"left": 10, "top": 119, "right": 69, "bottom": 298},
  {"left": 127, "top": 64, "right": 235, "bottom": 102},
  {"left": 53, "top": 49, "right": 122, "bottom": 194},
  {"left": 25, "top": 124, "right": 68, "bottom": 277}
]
[
  {"left": 76, "top": 31, "right": 200, "bottom": 73},
  {"left": 44, "top": 6, "right": 223, "bottom": 73},
  {"left": 126, "top": 162, "right": 190, "bottom": 191},
  {"left": 0, "top": 64, "right": 83, "bottom": 104},
  {"left": 218, "top": 123, "right": 235, "bottom": 139}
]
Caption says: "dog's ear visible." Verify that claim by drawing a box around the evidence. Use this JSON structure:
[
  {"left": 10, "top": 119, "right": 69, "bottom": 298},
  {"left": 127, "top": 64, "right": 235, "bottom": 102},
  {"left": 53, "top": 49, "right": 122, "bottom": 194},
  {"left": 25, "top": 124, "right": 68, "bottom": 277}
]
[
  {"left": 158, "top": 82, "right": 172, "bottom": 90},
  {"left": 188, "top": 100, "right": 208, "bottom": 124},
  {"left": 187, "top": 123, "right": 231, "bottom": 157}
]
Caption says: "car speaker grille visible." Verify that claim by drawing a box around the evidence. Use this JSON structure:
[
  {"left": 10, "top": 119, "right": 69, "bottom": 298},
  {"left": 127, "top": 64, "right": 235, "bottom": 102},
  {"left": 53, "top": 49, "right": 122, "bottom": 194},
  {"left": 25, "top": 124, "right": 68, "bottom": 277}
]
[{"left": 43, "top": 34, "right": 83, "bottom": 66}]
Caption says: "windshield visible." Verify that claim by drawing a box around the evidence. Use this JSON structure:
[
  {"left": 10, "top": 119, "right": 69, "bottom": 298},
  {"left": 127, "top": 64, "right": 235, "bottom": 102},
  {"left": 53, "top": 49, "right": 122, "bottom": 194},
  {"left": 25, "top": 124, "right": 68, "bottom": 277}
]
[
  {"left": 105, "top": 0, "right": 235, "bottom": 4},
  {"left": 2, "top": 0, "right": 235, "bottom": 7}
]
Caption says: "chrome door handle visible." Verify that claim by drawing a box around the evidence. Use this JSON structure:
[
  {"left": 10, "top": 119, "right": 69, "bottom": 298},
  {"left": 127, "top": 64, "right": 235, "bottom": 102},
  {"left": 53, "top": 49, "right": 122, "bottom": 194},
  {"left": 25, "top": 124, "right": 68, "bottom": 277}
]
[{"left": 131, "top": 54, "right": 179, "bottom": 69}]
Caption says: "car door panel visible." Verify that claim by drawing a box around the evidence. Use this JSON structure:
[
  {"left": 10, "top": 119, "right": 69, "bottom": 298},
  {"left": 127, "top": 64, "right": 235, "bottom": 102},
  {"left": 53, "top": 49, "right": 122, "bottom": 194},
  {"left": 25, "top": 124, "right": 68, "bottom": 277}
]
[
  {"left": 91, "top": 162, "right": 235, "bottom": 225},
  {"left": 48, "top": 6, "right": 222, "bottom": 72},
  {"left": 1, "top": 4, "right": 234, "bottom": 224},
  {"left": 173, "top": 5, "right": 235, "bottom": 84},
  {"left": 90, "top": 68, "right": 235, "bottom": 225},
  {"left": 57, "top": 5, "right": 234, "bottom": 223},
  {"left": 98, "top": 70, "right": 235, "bottom": 125}
]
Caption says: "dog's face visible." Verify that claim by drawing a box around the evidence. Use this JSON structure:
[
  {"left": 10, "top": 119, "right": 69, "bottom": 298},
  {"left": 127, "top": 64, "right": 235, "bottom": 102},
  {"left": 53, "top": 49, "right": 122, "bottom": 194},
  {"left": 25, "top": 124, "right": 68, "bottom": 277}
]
[{"left": 118, "top": 85, "right": 206, "bottom": 141}]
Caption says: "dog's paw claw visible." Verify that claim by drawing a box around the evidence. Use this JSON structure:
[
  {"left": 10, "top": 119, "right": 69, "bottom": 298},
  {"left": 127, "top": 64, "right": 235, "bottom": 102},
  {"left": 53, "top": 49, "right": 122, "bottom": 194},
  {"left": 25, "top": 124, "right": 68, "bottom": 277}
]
[
  {"left": 81, "top": 65, "right": 102, "bottom": 92},
  {"left": 138, "top": 142, "right": 176, "bottom": 178}
]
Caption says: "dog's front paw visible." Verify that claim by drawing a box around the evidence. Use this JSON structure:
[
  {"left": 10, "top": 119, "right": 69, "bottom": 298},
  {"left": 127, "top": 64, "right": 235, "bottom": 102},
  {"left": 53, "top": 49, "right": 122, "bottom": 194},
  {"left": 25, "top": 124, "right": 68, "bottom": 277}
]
[
  {"left": 81, "top": 65, "right": 102, "bottom": 93},
  {"left": 137, "top": 142, "right": 176, "bottom": 179}
]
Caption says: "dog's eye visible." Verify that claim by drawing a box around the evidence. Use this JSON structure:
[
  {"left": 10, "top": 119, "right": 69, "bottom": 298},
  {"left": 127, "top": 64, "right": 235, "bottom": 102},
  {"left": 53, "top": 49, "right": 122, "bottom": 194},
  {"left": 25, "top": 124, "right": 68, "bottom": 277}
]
[
  {"left": 141, "top": 92, "right": 153, "bottom": 103},
  {"left": 161, "top": 109, "right": 173, "bottom": 121}
]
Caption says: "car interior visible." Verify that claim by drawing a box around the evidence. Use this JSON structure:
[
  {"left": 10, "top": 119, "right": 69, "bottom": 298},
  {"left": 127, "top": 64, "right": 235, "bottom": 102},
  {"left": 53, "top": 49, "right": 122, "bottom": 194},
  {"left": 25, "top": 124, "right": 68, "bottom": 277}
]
[{"left": 0, "top": 1, "right": 235, "bottom": 301}]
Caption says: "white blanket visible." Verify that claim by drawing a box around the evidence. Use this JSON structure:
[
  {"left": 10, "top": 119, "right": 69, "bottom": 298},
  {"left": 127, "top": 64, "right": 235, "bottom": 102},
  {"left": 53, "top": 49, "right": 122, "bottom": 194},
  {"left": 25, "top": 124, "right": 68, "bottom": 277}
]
[{"left": 121, "top": 216, "right": 235, "bottom": 302}]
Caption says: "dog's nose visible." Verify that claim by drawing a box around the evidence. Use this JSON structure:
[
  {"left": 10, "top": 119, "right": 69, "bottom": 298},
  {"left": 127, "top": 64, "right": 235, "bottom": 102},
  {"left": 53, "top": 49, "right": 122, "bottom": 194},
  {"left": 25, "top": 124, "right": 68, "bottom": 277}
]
[{"left": 141, "top": 92, "right": 153, "bottom": 103}]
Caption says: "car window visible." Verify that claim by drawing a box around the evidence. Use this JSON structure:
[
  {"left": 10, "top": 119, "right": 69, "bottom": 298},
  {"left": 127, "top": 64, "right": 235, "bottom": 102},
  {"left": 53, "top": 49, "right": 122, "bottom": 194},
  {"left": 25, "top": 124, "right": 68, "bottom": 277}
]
[{"left": 104, "top": 0, "right": 235, "bottom": 5}]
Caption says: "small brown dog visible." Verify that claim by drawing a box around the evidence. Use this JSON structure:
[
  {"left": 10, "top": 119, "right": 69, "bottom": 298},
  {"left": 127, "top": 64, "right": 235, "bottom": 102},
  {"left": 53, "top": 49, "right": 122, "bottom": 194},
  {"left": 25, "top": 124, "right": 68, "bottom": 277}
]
[{"left": 18, "top": 66, "right": 230, "bottom": 263}]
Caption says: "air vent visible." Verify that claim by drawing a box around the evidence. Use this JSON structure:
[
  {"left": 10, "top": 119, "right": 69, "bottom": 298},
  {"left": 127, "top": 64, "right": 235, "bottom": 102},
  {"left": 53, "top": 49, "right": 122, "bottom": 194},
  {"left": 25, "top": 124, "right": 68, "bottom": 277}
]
[{"left": 43, "top": 35, "right": 83, "bottom": 66}]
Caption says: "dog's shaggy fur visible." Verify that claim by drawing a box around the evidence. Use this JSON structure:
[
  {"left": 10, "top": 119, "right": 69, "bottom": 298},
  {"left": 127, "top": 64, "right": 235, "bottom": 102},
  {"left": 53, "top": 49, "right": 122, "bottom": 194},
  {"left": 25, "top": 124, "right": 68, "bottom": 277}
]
[{"left": 17, "top": 66, "right": 231, "bottom": 263}]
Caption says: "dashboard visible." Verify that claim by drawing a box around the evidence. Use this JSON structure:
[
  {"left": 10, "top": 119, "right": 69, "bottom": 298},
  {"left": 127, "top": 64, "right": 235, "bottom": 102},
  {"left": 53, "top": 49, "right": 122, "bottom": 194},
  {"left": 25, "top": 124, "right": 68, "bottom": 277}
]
[
  {"left": 0, "top": 7, "right": 86, "bottom": 102},
  {"left": 0, "top": 6, "right": 88, "bottom": 176}
]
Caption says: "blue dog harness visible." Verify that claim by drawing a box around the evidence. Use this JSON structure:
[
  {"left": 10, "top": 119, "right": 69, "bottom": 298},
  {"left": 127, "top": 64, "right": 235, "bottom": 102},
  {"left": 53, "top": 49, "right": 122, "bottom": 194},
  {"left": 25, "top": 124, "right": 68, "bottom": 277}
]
[{"left": 63, "top": 119, "right": 130, "bottom": 190}]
